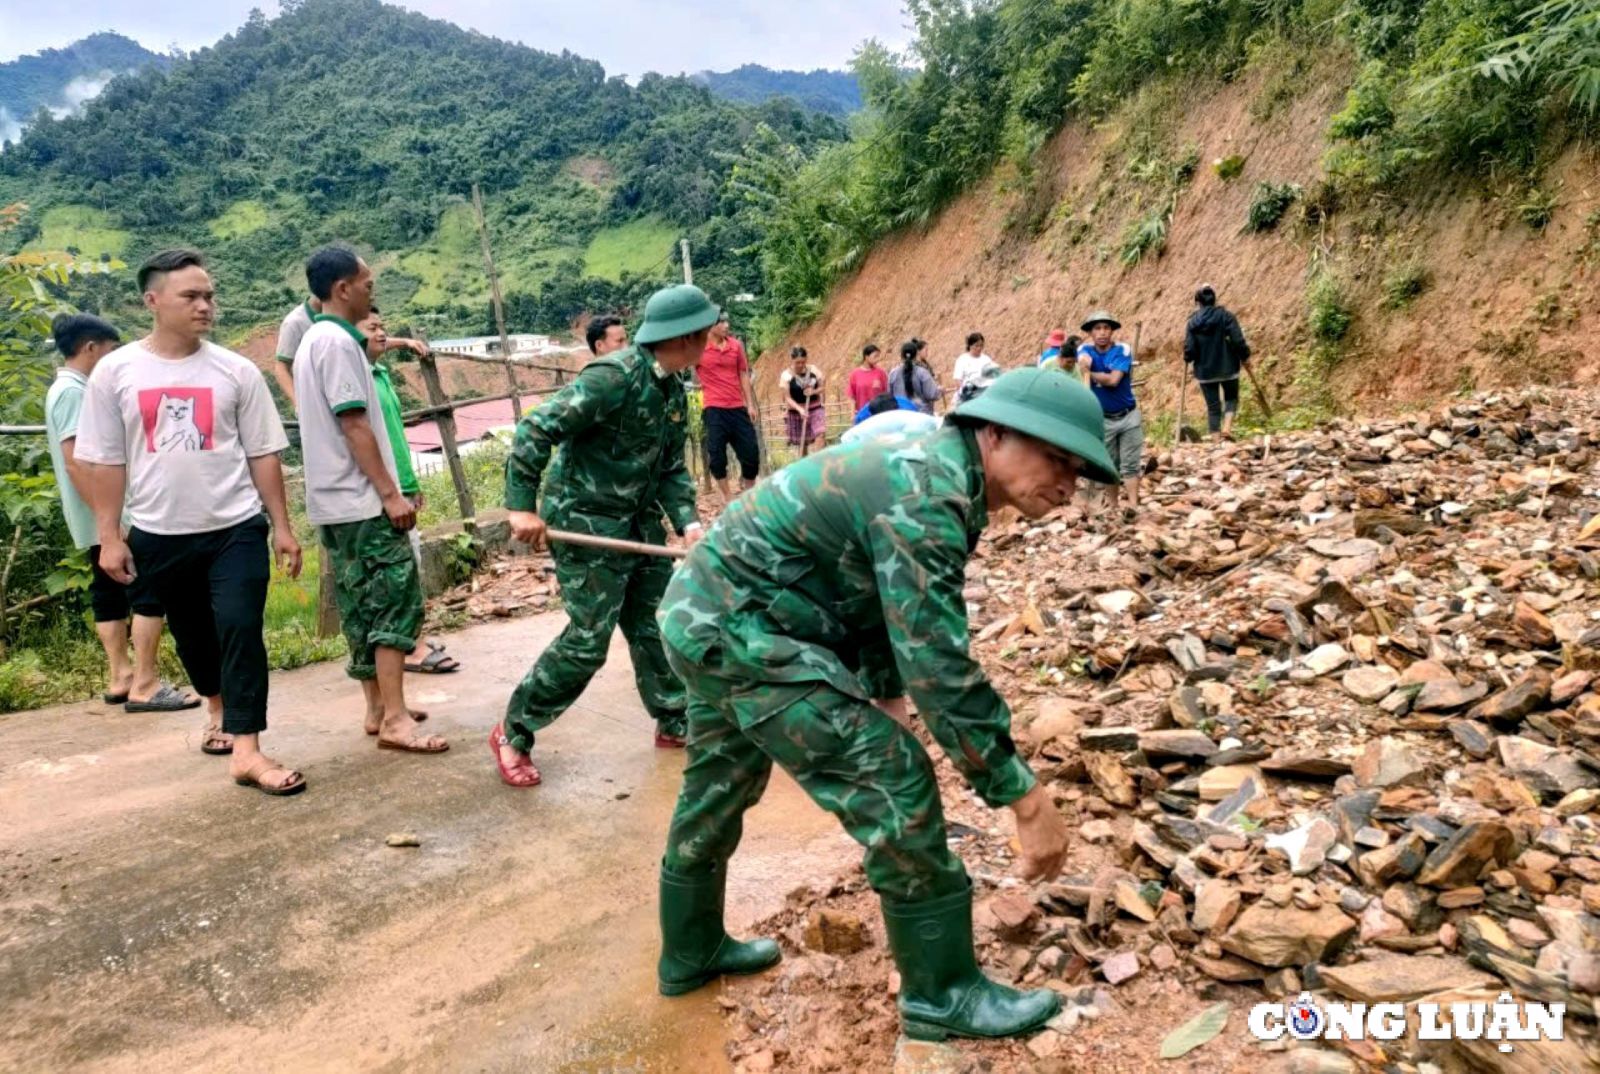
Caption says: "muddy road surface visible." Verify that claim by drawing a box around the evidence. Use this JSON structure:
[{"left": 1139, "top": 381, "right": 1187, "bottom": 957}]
[{"left": 0, "top": 614, "right": 852, "bottom": 1072}]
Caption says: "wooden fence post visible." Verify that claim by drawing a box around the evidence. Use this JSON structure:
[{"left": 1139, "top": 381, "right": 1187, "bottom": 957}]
[{"left": 418, "top": 352, "right": 478, "bottom": 534}]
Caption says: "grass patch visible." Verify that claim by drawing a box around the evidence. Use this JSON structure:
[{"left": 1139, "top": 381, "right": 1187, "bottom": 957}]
[
  {"left": 582, "top": 215, "right": 678, "bottom": 282},
  {"left": 416, "top": 434, "right": 512, "bottom": 529},
  {"left": 1244, "top": 182, "right": 1302, "bottom": 233},
  {"left": 1382, "top": 261, "right": 1430, "bottom": 309},
  {"left": 1307, "top": 271, "right": 1352, "bottom": 343},
  {"left": 24, "top": 204, "right": 130, "bottom": 259},
  {"left": 209, "top": 198, "right": 271, "bottom": 240}
]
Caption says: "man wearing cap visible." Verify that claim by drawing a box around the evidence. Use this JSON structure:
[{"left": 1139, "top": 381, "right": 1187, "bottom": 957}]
[
  {"left": 490, "top": 284, "right": 714, "bottom": 788},
  {"left": 653, "top": 368, "right": 1122, "bottom": 1043},
  {"left": 1076, "top": 311, "right": 1142, "bottom": 516}
]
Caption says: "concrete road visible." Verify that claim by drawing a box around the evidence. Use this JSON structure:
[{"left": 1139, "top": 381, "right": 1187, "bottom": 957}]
[{"left": 0, "top": 613, "right": 852, "bottom": 1073}]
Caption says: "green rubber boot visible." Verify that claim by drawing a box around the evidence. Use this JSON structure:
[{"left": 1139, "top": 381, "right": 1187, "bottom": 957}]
[
  {"left": 882, "top": 881, "right": 1061, "bottom": 1041},
  {"left": 658, "top": 863, "right": 782, "bottom": 996}
]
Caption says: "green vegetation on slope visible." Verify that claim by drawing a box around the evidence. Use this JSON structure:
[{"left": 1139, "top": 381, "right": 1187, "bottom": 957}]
[
  {"left": 0, "top": 0, "right": 845, "bottom": 337},
  {"left": 583, "top": 215, "right": 678, "bottom": 281},
  {"left": 0, "top": 32, "right": 170, "bottom": 134},
  {"left": 23, "top": 204, "right": 129, "bottom": 258},
  {"left": 693, "top": 65, "right": 864, "bottom": 116}
]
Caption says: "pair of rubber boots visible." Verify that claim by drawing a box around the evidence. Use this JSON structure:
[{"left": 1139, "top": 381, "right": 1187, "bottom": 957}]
[{"left": 658, "top": 866, "right": 1058, "bottom": 1041}]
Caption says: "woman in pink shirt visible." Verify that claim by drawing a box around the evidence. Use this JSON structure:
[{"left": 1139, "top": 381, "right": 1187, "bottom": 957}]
[{"left": 847, "top": 343, "right": 888, "bottom": 413}]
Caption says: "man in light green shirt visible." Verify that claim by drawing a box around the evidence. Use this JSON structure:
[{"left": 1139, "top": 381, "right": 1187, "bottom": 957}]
[
  {"left": 46, "top": 314, "right": 196, "bottom": 712},
  {"left": 356, "top": 308, "right": 460, "bottom": 675}
]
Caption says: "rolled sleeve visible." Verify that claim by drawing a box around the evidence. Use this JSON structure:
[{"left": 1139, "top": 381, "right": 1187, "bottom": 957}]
[
  {"left": 865, "top": 498, "right": 1035, "bottom": 808},
  {"left": 238, "top": 366, "right": 290, "bottom": 457},
  {"left": 71, "top": 368, "right": 127, "bottom": 465}
]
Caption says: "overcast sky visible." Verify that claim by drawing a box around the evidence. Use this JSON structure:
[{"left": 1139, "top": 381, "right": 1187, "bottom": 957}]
[{"left": 0, "top": 0, "right": 913, "bottom": 78}]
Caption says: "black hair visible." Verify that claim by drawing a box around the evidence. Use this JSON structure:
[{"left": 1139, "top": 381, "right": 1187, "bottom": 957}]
[
  {"left": 1195, "top": 285, "right": 1217, "bottom": 306},
  {"left": 305, "top": 244, "right": 362, "bottom": 301},
  {"left": 898, "top": 339, "right": 920, "bottom": 389},
  {"left": 790, "top": 345, "right": 808, "bottom": 360},
  {"left": 862, "top": 343, "right": 880, "bottom": 360},
  {"left": 1066, "top": 334, "right": 1082, "bottom": 351},
  {"left": 51, "top": 312, "right": 120, "bottom": 359},
  {"left": 586, "top": 314, "right": 624, "bottom": 355},
  {"left": 865, "top": 392, "right": 900, "bottom": 417},
  {"left": 137, "top": 247, "right": 206, "bottom": 293},
  {"left": 965, "top": 332, "right": 984, "bottom": 349}
]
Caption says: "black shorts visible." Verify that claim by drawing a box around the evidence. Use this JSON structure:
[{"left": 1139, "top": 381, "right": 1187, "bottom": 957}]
[
  {"left": 703, "top": 406, "right": 760, "bottom": 481},
  {"left": 87, "top": 544, "right": 164, "bottom": 623}
]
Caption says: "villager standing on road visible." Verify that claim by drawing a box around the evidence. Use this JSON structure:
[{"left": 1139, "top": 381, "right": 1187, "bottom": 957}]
[
  {"left": 293, "top": 246, "right": 447, "bottom": 756},
  {"left": 951, "top": 332, "right": 999, "bottom": 402},
  {"left": 46, "top": 314, "right": 199, "bottom": 715},
  {"left": 654, "top": 367, "right": 1122, "bottom": 1043},
  {"left": 699, "top": 310, "right": 762, "bottom": 501},
  {"left": 75, "top": 248, "right": 306, "bottom": 795},
  {"left": 847, "top": 343, "right": 888, "bottom": 414},
  {"left": 779, "top": 346, "right": 826, "bottom": 453},
  {"left": 1183, "top": 284, "right": 1251, "bottom": 439},
  {"left": 490, "top": 283, "right": 713, "bottom": 788},
  {"left": 888, "top": 338, "right": 942, "bottom": 414},
  {"left": 1076, "top": 310, "right": 1143, "bottom": 518}
]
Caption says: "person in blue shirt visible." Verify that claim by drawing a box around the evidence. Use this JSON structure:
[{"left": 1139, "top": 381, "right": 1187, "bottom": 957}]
[
  {"left": 1075, "top": 311, "right": 1142, "bottom": 516},
  {"left": 853, "top": 394, "right": 921, "bottom": 424}
]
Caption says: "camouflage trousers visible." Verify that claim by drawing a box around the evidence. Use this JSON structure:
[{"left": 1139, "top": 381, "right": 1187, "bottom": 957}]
[
  {"left": 661, "top": 642, "right": 969, "bottom": 902},
  {"left": 504, "top": 545, "right": 686, "bottom": 752},
  {"left": 320, "top": 515, "right": 424, "bottom": 680}
]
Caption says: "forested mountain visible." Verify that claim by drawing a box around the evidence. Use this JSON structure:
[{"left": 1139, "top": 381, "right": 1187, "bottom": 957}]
[
  {"left": 0, "top": 0, "right": 844, "bottom": 337},
  {"left": 694, "top": 65, "right": 863, "bottom": 116},
  {"left": 0, "top": 33, "right": 169, "bottom": 144}
]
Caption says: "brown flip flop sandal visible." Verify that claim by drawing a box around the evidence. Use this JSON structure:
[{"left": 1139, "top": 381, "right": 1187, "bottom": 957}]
[
  {"left": 201, "top": 727, "right": 234, "bottom": 755},
  {"left": 233, "top": 757, "right": 306, "bottom": 796},
  {"left": 377, "top": 734, "right": 449, "bottom": 754},
  {"left": 364, "top": 709, "right": 429, "bottom": 736}
]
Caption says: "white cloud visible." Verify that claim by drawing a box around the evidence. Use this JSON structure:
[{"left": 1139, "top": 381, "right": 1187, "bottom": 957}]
[
  {"left": 0, "top": 108, "right": 21, "bottom": 146},
  {"left": 49, "top": 73, "right": 116, "bottom": 117}
]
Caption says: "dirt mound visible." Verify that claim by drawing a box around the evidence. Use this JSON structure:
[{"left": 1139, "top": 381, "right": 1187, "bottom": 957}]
[
  {"left": 754, "top": 53, "right": 1600, "bottom": 425},
  {"left": 715, "top": 388, "right": 1600, "bottom": 1072}
]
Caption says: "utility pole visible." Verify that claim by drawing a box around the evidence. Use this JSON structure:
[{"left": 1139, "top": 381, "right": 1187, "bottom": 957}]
[
  {"left": 680, "top": 238, "right": 693, "bottom": 285},
  {"left": 471, "top": 182, "right": 521, "bottom": 419}
]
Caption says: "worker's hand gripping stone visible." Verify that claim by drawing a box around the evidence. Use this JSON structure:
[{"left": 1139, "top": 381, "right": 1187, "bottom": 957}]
[{"left": 1010, "top": 783, "right": 1070, "bottom": 882}]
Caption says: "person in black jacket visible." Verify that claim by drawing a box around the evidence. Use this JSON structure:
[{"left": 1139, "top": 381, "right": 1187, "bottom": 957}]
[{"left": 1183, "top": 285, "right": 1251, "bottom": 439}]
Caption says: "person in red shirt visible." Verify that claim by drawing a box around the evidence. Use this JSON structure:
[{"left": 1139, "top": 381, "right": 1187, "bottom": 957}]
[
  {"left": 847, "top": 343, "right": 889, "bottom": 414},
  {"left": 698, "top": 311, "right": 761, "bottom": 502}
]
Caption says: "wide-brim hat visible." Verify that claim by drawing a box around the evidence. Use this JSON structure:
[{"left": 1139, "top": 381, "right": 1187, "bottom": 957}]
[
  {"left": 1080, "top": 310, "right": 1121, "bottom": 332},
  {"left": 635, "top": 284, "right": 720, "bottom": 345},
  {"left": 1045, "top": 329, "right": 1067, "bottom": 347},
  {"left": 952, "top": 367, "right": 1121, "bottom": 486}
]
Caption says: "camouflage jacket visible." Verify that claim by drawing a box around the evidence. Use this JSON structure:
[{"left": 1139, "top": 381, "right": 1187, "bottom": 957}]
[
  {"left": 505, "top": 344, "right": 697, "bottom": 542},
  {"left": 659, "top": 424, "right": 1034, "bottom": 808}
]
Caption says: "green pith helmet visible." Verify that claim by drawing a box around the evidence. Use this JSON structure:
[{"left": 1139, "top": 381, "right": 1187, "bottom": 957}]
[
  {"left": 635, "top": 284, "right": 720, "bottom": 345},
  {"left": 1080, "top": 310, "right": 1121, "bottom": 332},
  {"left": 952, "top": 367, "right": 1121, "bottom": 485}
]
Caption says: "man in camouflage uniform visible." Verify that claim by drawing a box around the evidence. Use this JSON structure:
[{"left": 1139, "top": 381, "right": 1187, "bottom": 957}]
[
  {"left": 491, "top": 284, "right": 716, "bottom": 788},
  {"left": 654, "top": 368, "right": 1124, "bottom": 1043}
]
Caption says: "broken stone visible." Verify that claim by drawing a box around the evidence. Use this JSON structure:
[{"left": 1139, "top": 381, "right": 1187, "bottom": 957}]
[
  {"left": 1555, "top": 788, "right": 1600, "bottom": 818},
  {"left": 1099, "top": 951, "right": 1141, "bottom": 985},
  {"left": 1552, "top": 670, "right": 1595, "bottom": 705},
  {"left": 1320, "top": 955, "right": 1495, "bottom": 1003},
  {"left": 1414, "top": 677, "right": 1489, "bottom": 713},
  {"left": 1082, "top": 751, "right": 1139, "bottom": 807},
  {"left": 1467, "top": 668, "right": 1552, "bottom": 727},
  {"left": 1356, "top": 833, "right": 1429, "bottom": 888},
  {"left": 1113, "top": 880, "right": 1156, "bottom": 923},
  {"left": 1401, "top": 660, "right": 1455, "bottom": 686},
  {"left": 1359, "top": 901, "right": 1408, "bottom": 944},
  {"left": 1079, "top": 727, "right": 1140, "bottom": 753},
  {"left": 1190, "top": 954, "right": 1265, "bottom": 983},
  {"left": 1334, "top": 790, "right": 1381, "bottom": 844},
  {"left": 1353, "top": 737, "right": 1429, "bottom": 789},
  {"left": 803, "top": 909, "right": 872, "bottom": 955},
  {"left": 1167, "top": 687, "right": 1206, "bottom": 729},
  {"left": 1515, "top": 601, "right": 1558, "bottom": 647},
  {"left": 1498, "top": 736, "right": 1600, "bottom": 798},
  {"left": 1260, "top": 753, "right": 1352, "bottom": 781},
  {"left": 1415, "top": 821, "right": 1516, "bottom": 888},
  {"left": 1137, "top": 729, "right": 1218, "bottom": 762},
  {"left": 1438, "top": 886, "right": 1486, "bottom": 910},
  {"left": 1343, "top": 665, "right": 1400, "bottom": 702},
  {"left": 1447, "top": 720, "right": 1495, "bottom": 760},
  {"left": 1265, "top": 818, "right": 1338, "bottom": 877},
  {"left": 1191, "top": 881, "right": 1243, "bottom": 934},
  {"left": 1302, "top": 643, "right": 1352, "bottom": 677},
  {"left": 1199, "top": 765, "right": 1260, "bottom": 802},
  {"left": 1220, "top": 903, "right": 1356, "bottom": 968}
]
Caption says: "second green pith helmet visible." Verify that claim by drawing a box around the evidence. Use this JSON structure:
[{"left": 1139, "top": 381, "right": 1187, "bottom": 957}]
[
  {"left": 634, "top": 284, "right": 721, "bottom": 346},
  {"left": 951, "top": 367, "right": 1122, "bottom": 485}
]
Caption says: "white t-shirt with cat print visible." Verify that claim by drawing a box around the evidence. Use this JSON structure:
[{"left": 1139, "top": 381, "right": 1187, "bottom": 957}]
[{"left": 74, "top": 340, "right": 289, "bottom": 536}]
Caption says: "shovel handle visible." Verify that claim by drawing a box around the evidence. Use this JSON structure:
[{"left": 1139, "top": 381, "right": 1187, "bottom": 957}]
[{"left": 544, "top": 528, "right": 688, "bottom": 559}]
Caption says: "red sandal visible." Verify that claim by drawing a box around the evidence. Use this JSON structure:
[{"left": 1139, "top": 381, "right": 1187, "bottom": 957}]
[{"left": 489, "top": 724, "right": 541, "bottom": 787}]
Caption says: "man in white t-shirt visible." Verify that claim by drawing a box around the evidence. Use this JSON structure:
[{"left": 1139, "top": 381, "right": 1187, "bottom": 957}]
[
  {"left": 75, "top": 248, "right": 307, "bottom": 796},
  {"left": 294, "top": 245, "right": 445, "bottom": 755},
  {"left": 951, "top": 332, "right": 1000, "bottom": 403},
  {"left": 271, "top": 297, "right": 319, "bottom": 405}
]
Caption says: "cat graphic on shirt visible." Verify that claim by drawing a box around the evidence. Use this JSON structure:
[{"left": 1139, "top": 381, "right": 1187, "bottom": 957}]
[{"left": 154, "top": 394, "right": 206, "bottom": 452}]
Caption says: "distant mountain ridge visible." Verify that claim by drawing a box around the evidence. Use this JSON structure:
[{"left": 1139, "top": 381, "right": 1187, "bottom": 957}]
[
  {"left": 694, "top": 64, "right": 862, "bottom": 116},
  {"left": 0, "top": 32, "right": 170, "bottom": 144}
]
